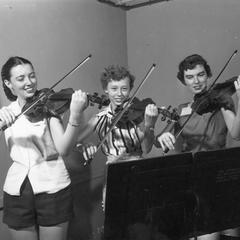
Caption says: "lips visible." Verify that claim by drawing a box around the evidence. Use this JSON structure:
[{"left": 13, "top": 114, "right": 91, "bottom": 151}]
[
  {"left": 25, "top": 89, "right": 34, "bottom": 93},
  {"left": 25, "top": 88, "right": 36, "bottom": 95},
  {"left": 114, "top": 98, "right": 124, "bottom": 103},
  {"left": 193, "top": 85, "right": 204, "bottom": 91}
]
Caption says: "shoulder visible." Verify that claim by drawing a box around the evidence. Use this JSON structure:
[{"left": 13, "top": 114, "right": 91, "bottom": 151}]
[
  {"left": 178, "top": 102, "right": 190, "bottom": 110},
  {"left": 177, "top": 102, "right": 192, "bottom": 117},
  {"left": 2, "top": 102, "right": 21, "bottom": 132},
  {"left": 96, "top": 105, "right": 111, "bottom": 117},
  {"left": 4, "top": 100, "right": 21, "bottom": 115}
]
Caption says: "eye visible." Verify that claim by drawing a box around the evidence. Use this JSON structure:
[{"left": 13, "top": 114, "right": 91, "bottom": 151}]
[
  {"left": 29, "top": 73, "right": 36, "bottom": 79},
  {"left": 198, "top": 72, "right": 206, "bottom": 77},
  {"left": 16, "top": 76, "right": 24, "bottom": 82},
  {"left": 185, "top": 75, "right": 193, "bottom": 80}
]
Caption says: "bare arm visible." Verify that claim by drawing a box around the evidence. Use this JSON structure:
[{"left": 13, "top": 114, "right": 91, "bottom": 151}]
[
  {"left": 49, "top": 90, "right": 88, "bottom": 157},
  {"left": 222, "top": 76, "right": 240, "bottom": 140},
  {"left": 140, "top": 104, "right": 159, "bottom": 154},
  {"left": 77, "top": 115, "right": 98, "bottom": 143}
]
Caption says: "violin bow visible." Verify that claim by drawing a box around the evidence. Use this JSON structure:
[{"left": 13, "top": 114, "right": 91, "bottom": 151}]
[
  {"left": 84, "top": 63, "right": 157, "bottom": 165},
  {"left": 207, "top": 50, "right": 238, "bottom": 93},
  {"left": 163, "top": 50, "right": 238, "bottom": 153},
  {"left": 0, "top": 54, "right": 92, "bottom": 131}
]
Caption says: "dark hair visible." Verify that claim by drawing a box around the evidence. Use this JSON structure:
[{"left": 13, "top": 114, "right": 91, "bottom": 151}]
[
  {"left": 1, "top": 56, "right": 34, "bottom": 101},
  {"left": 100, "top": 65, "right": 135, "bottom": 90},
  {"left": 177, "top": 54, "right": 212, "bottom": 85}
]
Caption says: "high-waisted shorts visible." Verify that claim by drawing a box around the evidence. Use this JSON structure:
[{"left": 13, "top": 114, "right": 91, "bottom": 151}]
[{"left": 3, "top": 177, "right": 73, "bottom": 229}]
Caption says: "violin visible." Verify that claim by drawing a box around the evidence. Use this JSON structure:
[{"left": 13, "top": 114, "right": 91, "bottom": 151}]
[
  {"left": 0, "top": 54, "right": 92, "bottom": 131},
  {"left": 114, "top": 97, "right": 179, "bottom": 125},
  {"left": 22, "top": 88, "right": 110, "bottom": 122},
  {"left": 83, "top": 63, "right": 158, "bottom": 165},
  {"left": 162, "top": 50, "right": 238, "bottom": 154},
  {"left": 192, "top": 76, "right": 238, "bottom": 115}
]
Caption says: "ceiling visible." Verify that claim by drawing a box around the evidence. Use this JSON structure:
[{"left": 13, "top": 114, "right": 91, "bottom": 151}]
[{"left": 97, "top": 0, "right": 171, "bottom": 10}]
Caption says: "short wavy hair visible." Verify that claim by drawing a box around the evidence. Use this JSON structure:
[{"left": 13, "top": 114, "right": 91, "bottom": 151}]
[
  {"left": 177, "top": 54, "right": 212, "bottom": 85},
  {"left": 100, "top": 65, "right": 135, "bottom": 90}
]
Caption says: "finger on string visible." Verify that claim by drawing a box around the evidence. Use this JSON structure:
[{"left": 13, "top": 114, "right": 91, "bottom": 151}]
[
  {"left": 83, "top": 158, "right": 93, "bottom": 166},
  {"left": 82, "top": 145, "right": 90, "bottom": 160},
  {"left": 89, "top": 146, "right": 96, "bottom": 158}
]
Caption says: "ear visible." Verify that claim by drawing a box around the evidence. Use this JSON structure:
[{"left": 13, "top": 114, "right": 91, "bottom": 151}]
[
  {"left": 4, "top": 79, "right": 16, "bottom": 95},
  {"left": 4, "top": 79, "right": 12, "bottom": 89}
]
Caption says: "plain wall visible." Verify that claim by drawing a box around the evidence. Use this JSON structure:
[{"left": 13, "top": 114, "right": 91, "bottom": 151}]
[
  {"left": 1, "top": 0, "right": 240, "bottom": 239},
  {"left": 126, "top": 0, "right": 240, "bottom": 158},
  {"left": 0, "top": 0, "right": 127, "bottom": 239}
]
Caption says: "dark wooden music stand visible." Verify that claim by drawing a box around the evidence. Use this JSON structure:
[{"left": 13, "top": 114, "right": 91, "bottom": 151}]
[
  {"left": 193, "top": 147, "right": 240, "bottom": 236},
  {"left": 104, "top": 152, "right": 194, "bottom": 240},
  {"left": 103, "top": 147, "right": 240, "bottom": 240}
]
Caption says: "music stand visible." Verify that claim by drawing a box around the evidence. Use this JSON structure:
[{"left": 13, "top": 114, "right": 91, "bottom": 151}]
[
  {"left": 193, "top": 147, "right": 240, "bottom": 236},
  {"left": 104, "top": 152, "right": 194, "bottom": 240}
]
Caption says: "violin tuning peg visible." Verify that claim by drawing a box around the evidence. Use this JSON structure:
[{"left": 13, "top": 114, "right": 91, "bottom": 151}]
[
  {"left": 93, "top": 92, "right": 98, "bottom": 96},
  {"left": 101, "top": 94, "right": 106, "bottom": 99},
  {"left": 167, "top": 105, "right": 172, "bottom": 110}
]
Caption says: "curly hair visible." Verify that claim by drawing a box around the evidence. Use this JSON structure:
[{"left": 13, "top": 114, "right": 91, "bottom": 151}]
[
  {"left": 1, "top": 56, "right": 34, "bottom": 101},
  {"left": 100, "top": 65, "right": 135, "bottom": 90},
  {"left": 177, "top": 54, "right": 212, "bottom": 85}
]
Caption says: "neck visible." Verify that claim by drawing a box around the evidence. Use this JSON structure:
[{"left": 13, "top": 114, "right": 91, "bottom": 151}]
[
  {"left": 110, "top": 103, "right": 122, "bottom": 114},
  {"left": 110, "top": 103, "right": 116, "bottom": 111},
  {"left": 17, "top": 98, "right": 27, "bottom": 108}
]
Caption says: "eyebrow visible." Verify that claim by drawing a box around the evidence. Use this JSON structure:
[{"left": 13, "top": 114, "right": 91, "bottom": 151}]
[
  {"left": 16, "top": 71, "right": 35, "bottom": 77},
  {"left": 185, "top": 70, "right": 205, "bottom": 76},
  {"left": 15, "top": 74, "right": 24, "bottom": 79}
]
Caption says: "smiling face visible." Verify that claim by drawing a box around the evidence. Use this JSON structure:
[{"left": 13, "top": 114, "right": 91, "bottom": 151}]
[
  {"left": 183, "top": 64, "right": 208, "bottom": 95},
  {"left": 4, "top": 63, "right": 37, "bottom": 105},
  {"left": 104, "top": 77, "right": 131, "bottom": 110}
]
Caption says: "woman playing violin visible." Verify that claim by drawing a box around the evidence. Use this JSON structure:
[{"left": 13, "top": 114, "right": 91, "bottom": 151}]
[
  {"left": 78, "top": 65, "right": 159, "bottom": 164},
  {"left": 77, "top": 65, "right": 159, "bottom": 214},
  {"left": 0, "top": 56, "right": 88, "bottom": 240},
  {"left": 156, "top": 54, "right": 240, "bottom": 153},
  {"left": 156, "top": 54, "right": 240, "bottom": 240}
]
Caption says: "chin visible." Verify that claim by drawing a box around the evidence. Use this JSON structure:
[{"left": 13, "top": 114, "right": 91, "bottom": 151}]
[
  {"left": 192, "top": 88, "right": 205, "bottom": 95},
  {"left": 25, "top": 93, "right": 35, "bottom": 99}
]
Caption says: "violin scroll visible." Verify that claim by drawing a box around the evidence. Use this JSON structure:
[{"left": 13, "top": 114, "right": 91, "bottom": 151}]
[
  {"left": 158, "top": 105, "right": 179, "bottom": 122},
  {"left": 87, "top": 92, "right": 110, "bottom": 109}
]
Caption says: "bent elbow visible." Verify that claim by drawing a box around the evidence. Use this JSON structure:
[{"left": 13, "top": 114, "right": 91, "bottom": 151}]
[
  {"left": 57, "top": 147, "right": 71, "bottom": 158},
  {"left": 229, "top": 129, "right": 240, "bottom": 141},
  {"left": 231, "top": 135, "right": 240, "bottom": 141},
  {"left": 58, "top": 151, "right": 69, "bottom": 158}
]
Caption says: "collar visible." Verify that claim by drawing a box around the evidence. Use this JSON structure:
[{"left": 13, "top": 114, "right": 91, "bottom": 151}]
[{"left": 96, "top": 104, "right": 114, "bottom": 119}]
